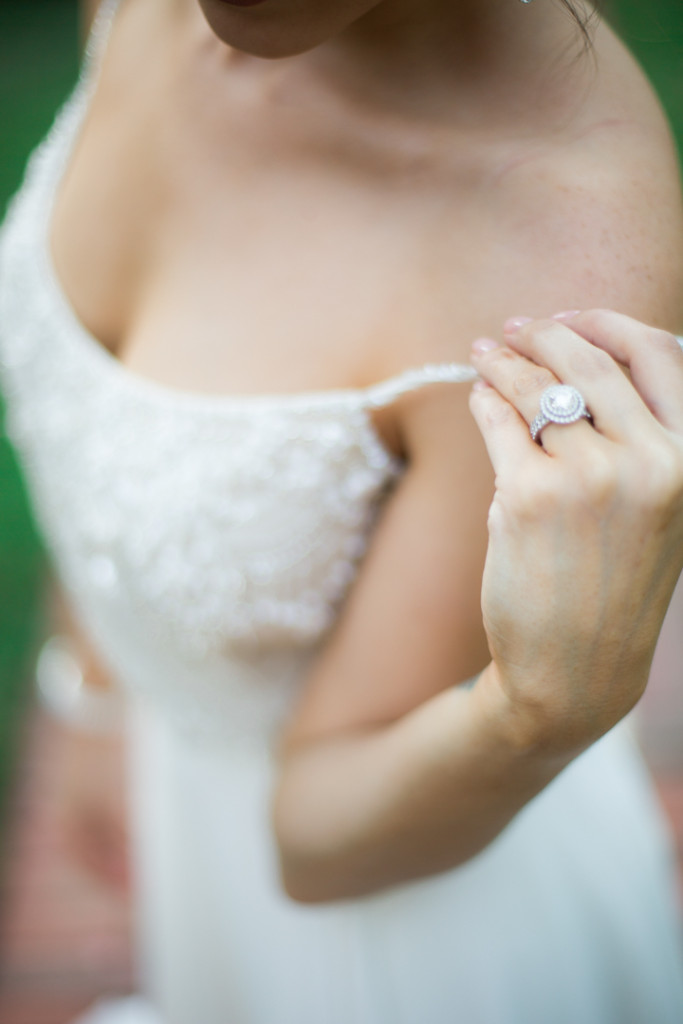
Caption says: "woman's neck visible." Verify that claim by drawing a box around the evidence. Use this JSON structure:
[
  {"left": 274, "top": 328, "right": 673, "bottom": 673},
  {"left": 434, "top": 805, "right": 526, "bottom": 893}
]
[
  {"left": 300, "top": 0, "right": 594, "bottom": 127},
  {"left": 336, "top": 0, "right": 556, "bottom": 73},
  {"left": 180, "top": 0, "right": 598, "bottom": 130}
]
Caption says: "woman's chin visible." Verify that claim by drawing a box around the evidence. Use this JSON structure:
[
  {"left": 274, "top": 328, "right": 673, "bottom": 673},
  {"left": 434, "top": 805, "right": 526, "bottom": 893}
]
[{"left": 196, "top": 0, "right": 336, "bottom": 59}]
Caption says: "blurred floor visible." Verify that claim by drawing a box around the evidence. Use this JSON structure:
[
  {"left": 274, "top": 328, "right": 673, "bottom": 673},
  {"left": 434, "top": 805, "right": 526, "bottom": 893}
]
[
  {"left": 0, "top": 707, "right": 133, "bottom": 1024},
  {"left": 0, "top": 706, "right": 681, "bottom": 1024}
]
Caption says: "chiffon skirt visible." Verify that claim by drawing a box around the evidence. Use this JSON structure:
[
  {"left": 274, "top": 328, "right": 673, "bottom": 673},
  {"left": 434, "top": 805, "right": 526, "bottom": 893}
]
[{"left": 74, "top": 701, "right": 683, "bottom": 1024}]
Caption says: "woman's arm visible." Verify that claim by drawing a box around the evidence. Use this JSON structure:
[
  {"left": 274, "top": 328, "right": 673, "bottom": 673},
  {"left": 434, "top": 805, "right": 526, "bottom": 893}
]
[
  {"left": 274, "top": 310, "right": 683, "bottom": 904},
  {"left": 272, "top": 384, "right": 566, "bottom": 902},
  {"left": 272, "top": 131, "right": 683, "bottom": 903},
  {"left": 42, "top": 586, "right": 130, "bottom": 892}
]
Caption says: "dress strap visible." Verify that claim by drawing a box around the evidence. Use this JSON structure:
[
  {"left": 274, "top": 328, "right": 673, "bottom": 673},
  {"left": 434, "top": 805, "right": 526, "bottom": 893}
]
[
  {"left": 362, "top": 362, "right": 478, "bottom": 409},
  {"left": 364, "top": 335, "right": 683, "bottom": 409}
]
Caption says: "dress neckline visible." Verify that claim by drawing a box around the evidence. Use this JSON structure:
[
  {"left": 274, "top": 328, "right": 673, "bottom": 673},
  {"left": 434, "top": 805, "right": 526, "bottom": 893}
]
[
  {"left": 36, "top": 0, "right": 475, "bottom": 421},
  {"left": 24, "top": 0, "right": 683, "bottom": 426}
]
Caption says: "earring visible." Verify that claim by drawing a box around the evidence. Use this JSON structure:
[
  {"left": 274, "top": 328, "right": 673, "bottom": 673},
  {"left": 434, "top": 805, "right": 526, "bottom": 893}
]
[{"left": 519, "top": 0, "right": 535, "bottom": 4}]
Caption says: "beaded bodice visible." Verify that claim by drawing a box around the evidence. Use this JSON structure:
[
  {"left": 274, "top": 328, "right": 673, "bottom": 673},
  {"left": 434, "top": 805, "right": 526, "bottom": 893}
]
[{"left": 0, "top": 1, "right": 476, "bottom": 744}]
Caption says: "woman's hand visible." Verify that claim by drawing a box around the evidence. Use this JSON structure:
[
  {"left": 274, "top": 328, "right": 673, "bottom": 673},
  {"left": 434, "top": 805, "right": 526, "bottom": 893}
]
[
  {"left": 56, "top": 725, "right": 131, "bottom": 894},
  {"left": 45, "top": 619, "right": 131, "bottom": 894},
  {"left": 469, "top": 310, "right": 683, "bottom": 758}
]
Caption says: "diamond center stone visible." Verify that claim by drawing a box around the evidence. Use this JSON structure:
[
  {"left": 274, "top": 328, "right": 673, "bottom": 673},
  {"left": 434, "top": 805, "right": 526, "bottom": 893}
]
[
  {"left": 549, "top": 388, "right": 575, "bottom": 412},
  {"left": 539, "top": 384, "right": 586, "bottom": 423}
]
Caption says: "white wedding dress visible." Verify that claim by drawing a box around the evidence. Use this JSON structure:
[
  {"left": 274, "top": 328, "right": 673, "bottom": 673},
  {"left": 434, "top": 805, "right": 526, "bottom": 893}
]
[{"left": 1, "top": 2, "right": 683, "bottom": 1021}]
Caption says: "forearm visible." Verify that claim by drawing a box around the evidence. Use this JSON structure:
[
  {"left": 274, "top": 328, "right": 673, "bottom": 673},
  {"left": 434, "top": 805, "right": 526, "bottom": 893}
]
[{"left": 272, "top": 664, "right": 574, "bottom": 903}]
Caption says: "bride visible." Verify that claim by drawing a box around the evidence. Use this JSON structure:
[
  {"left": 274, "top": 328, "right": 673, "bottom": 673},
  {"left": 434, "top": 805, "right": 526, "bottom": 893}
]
[{"left": 1, "top": 0, "right": 683, "bottom": 1020}]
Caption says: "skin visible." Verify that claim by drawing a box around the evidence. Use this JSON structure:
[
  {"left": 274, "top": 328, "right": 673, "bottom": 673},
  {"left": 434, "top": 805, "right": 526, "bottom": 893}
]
[
  {"left": 471, "top": 311, "right": 683, "bottom": 757},
  {"left": 58, "top": 0, "right": 683, "bottom": 900},
  {"left": 45, "top": 585, "right": 130, "bottom": 892}
]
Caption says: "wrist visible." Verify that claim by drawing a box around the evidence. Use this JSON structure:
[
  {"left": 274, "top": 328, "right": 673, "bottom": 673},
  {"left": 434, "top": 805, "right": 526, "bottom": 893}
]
[
  {"left": 35, "top": 634, "right": 125, "bottom": 734},
  {"left": 469, "top": 662, "right": 580, "bottom": 769}
]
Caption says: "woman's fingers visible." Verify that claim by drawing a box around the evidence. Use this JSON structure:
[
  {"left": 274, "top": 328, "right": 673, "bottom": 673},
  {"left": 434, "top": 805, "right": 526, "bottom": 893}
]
[
  {"left": 468, "top": 309, "right": 683, "bottom": 756},
  {"left": 470, "top": 338, "right": 597, "bottom": 457},
  {"left": 468, "top": 379, "right": 546, "bottom": 477},
  {"left": 523, "top": 310, "right": 683, "bottom": 434},
  {"left": 499, "top": 318, "right": 663, "bottom": 447}
]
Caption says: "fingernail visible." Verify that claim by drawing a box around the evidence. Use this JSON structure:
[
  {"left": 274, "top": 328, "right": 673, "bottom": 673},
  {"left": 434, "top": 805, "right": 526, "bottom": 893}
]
[
  {"left": 551, "top": 310, "right": 581, "bottom": 321},
  {"left": 472, "top": 378, "right": 490, "bottom": 391},
  {"left": 471, "top": 337, "right": 499, "bottom": 354},
  {"left": 503, "top": 316, "right": 533, "bottom": 333}
]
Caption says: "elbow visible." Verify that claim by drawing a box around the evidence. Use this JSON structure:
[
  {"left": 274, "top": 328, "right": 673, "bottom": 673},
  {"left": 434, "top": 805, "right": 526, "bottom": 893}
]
[
  {"left": 270, "top": 755, "right": 343, "bottom": 904},
  {"left": 271, "top": 735, "right": 406, "bottom": 904},
  {"left": 273, "top": 815, "right": 408, "bottom": 905},
  {"left": 275, "top": 847, "right": 378, "bottom": 905},
  {"left": 271, "top": 784, "right": 368, "bottom": 905},
  {"left": 272, "top": 798, "right": 344, "bottom": 905},
  {"left": 276, "top": 856, "right": 338, "bottom": 906}
]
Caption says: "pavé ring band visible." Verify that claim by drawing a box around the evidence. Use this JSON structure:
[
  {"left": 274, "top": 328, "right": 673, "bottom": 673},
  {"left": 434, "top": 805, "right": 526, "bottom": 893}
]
[{"left": 530, "top": 384, "right": 592, "bottom": 445}]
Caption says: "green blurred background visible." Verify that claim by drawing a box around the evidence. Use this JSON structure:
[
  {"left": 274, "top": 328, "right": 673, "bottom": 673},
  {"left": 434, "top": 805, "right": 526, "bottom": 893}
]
[{"left": 0, "top": 0, "right": 682, "bottom": 829}]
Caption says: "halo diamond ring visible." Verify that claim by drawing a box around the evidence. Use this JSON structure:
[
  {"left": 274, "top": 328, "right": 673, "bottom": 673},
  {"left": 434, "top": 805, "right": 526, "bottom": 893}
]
[{"left": 530, "top": 384, "right": 592, "bottom": 445}]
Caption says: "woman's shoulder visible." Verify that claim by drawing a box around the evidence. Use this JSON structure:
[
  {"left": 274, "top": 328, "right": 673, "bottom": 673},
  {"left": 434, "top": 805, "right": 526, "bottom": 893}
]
[
  {"left": 486, "top": 21, "right": 683, "bottom": 330},
  {"left": 395, "top": 26, "right": 683, "bottom": 471},
  {"left": 495, "top": 17, "right": 679, "bottom": 192}
]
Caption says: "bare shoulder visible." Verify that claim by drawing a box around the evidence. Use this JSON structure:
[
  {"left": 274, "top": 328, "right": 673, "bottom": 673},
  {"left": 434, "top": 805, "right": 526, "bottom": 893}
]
[
  {"left": 396, "top": 26, "right": 683, "bottom": 471},
  {"left": 489, "top": 21, "right": 683, "bottom": 331}
]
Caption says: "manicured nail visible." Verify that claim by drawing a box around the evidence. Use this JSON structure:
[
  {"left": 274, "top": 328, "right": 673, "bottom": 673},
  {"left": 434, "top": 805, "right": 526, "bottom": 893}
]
[
  {"left": 551, "top": 310, "right": 581, "bottom": 321},
  {"left": 504, "top": 316, "right": 533, "bottom": 333},
  {"left": 471, "top": 337, "right": 499, "bottom": 354},
  {"left": 472, "top": 378, "right": 490, "bottom": 391}
]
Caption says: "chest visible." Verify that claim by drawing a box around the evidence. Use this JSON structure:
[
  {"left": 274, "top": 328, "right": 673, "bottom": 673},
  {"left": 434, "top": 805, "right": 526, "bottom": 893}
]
[{"left": 49, "top": 12, "right": 504, "bottom": 400}]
